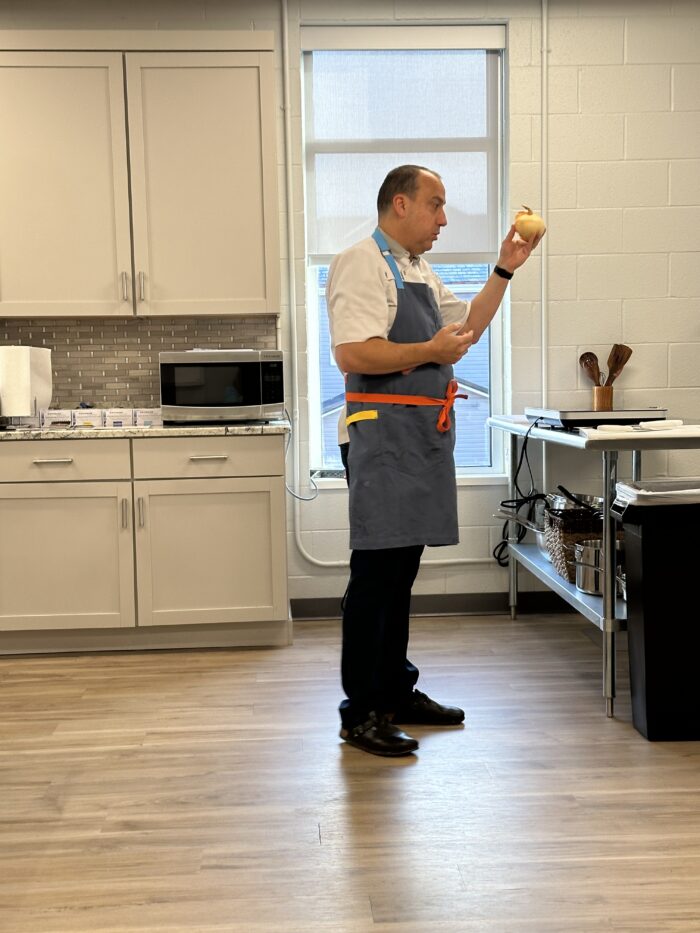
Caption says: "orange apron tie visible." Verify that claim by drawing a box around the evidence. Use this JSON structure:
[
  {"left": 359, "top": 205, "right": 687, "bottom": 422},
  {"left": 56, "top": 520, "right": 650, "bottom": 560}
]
[{"left": 346, "top": 378, "right": 468, "bottom": 434}]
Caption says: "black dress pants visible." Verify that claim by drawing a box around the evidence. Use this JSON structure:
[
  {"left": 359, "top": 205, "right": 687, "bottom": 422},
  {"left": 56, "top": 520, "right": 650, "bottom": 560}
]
[{"left": 339, "top": 442, "right": 422, "bottom": 727}]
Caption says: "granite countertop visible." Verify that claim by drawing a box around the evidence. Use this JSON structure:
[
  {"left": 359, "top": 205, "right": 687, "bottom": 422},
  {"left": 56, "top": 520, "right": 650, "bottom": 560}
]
[{"left": 0, "top": 420, "right": 291, "bottom": 441}]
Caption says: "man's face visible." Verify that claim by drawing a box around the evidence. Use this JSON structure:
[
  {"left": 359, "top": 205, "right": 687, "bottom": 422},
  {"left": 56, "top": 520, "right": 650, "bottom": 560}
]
[{"left": 400, "top": 171, "right": 448, "bottom": 256}]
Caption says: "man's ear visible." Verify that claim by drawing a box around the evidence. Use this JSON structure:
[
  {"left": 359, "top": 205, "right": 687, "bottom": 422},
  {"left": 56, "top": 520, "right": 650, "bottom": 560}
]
[{"left": 393, "top": 193, "right": 408, "bottom": 217}]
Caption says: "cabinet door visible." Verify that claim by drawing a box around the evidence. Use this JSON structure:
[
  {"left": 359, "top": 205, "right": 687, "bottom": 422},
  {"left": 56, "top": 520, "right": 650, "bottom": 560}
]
[
  {"left": 0, "top": 53, "right": 133, "bottom": 317},
  {"left": 134, "top": 477, "right": 287, "bottom": 626},
  {"left": 126, "top": 52, "right": 279, "bottom": 315},
  {"left": 0, "top": 482, "right": 135, "bottom": 631}
]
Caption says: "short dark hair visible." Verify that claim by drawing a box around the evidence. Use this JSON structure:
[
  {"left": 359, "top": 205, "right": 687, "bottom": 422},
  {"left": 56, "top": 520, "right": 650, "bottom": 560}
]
[{"left": 376, "top": 164, "right": 441, "bottom": 216}]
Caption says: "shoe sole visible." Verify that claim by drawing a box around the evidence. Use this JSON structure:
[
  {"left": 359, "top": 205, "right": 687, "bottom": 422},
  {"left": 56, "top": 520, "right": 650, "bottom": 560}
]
[
  {"left": 341, "top": 735, "right": 418, "bottom": 757},
  {"left": 392, "top": 718, "right": 464, "bottom": 726}
]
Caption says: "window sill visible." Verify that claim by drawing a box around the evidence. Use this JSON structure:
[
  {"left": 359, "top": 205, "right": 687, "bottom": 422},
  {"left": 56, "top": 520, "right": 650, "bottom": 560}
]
[{"left": 309, "top": 473, "right": 509, "bottom": 490}]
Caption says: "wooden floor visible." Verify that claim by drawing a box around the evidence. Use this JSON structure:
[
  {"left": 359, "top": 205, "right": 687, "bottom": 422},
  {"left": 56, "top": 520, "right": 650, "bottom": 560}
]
[{"left": 2, "top": 613, "right": 700, "bottom": 932}]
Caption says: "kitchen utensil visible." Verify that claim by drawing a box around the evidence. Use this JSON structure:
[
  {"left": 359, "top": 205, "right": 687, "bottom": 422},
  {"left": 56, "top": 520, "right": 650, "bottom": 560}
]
[
  {"left": 546, "top": 492, "right": 603, "bottom": 512},
  {"left": 604, "top": 344, "right": 633, "bottom": 386},
  {"left": 567, "top": 538, "right": 625, "bottom": 597},
  {"left": 579, "top": 351, "right": 601, "bottom": 386},
  {"left": 556, "top": 484, "right": 600, "bottom": 511},
  {"left": 494, "top": 509, "right": 550, "bottom": 562}
]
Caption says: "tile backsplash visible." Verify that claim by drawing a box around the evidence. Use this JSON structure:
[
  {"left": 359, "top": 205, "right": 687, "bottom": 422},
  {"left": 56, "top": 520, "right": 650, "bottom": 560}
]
[{"left": 1, "top": 316, "right": 278, "bottom": 409}]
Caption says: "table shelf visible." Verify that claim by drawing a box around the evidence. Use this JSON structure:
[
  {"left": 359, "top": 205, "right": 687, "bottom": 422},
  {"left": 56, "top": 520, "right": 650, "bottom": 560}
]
[{"left": 509, "top": 542, "right": 626, "bottom": 631}]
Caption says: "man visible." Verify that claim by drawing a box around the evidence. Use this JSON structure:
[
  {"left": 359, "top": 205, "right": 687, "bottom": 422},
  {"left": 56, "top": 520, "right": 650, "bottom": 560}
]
[{"left": 327, "top": 165, "right": 544, "bottom": 757}]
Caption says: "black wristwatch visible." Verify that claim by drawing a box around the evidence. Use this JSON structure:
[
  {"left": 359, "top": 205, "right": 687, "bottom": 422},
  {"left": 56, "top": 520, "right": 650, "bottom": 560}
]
[{"left": 494, "top": 265, "right": 513, "bottom": 280}]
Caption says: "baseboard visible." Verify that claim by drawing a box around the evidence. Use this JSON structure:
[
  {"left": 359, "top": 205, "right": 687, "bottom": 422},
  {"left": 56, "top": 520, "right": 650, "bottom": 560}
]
[{"left": 291, "top": 591, "right": 575, "bottom": 620}]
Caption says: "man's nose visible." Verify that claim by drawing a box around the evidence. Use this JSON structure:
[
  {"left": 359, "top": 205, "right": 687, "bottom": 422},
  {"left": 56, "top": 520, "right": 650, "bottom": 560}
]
[{"left": 438, "top": 209, "right": 447, "bottom": 227}]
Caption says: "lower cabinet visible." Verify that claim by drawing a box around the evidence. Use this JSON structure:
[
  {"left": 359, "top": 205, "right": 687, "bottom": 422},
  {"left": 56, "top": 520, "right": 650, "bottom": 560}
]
[
  {"left": 0, "top": 434, "right": 289, "bottom": 649},
  {"left": 133, "top": 477, "right": 287, "bottom": 627},
  {"left": 0, "top": 481, "right": 135, "bottom": 631}
]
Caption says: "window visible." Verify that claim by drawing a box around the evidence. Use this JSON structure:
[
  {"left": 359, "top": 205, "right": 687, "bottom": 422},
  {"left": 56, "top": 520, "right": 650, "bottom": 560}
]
[{"left": 301, "top": 27, "right": 505, "bottom": 475}]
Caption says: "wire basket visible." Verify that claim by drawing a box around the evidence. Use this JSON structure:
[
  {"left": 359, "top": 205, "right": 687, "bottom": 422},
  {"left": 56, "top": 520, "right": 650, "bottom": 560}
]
[{"left": 544, "top": 507, "right": 604, "bottom": 583}]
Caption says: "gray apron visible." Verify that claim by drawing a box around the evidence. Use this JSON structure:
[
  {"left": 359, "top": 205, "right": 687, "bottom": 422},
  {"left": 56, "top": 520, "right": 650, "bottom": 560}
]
[{"left": 345, "top": 229, "right": 462, "bottom": 550}]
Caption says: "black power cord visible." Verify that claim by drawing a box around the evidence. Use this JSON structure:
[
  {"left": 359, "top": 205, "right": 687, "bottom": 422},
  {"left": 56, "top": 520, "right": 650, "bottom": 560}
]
[{"left": 492, "top": 418, "right": 547, "bottom": 567}]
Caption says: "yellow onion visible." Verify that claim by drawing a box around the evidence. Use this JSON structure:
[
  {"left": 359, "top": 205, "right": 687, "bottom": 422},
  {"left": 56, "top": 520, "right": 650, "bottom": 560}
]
[{"left": 514, "top": 205, "right": 546, "bottom": 240}]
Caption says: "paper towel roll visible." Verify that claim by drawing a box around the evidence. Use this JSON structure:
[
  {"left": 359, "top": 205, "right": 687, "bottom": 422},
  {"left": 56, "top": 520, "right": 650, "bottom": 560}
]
[{"left": 0, "top": 346, "right": 53, "bottom": 417}]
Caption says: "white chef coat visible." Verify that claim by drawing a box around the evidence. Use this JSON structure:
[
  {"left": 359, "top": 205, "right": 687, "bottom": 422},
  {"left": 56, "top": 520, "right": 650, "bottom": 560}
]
[{"left": 326, "top": 229, "right": 471, "bottom": 445}]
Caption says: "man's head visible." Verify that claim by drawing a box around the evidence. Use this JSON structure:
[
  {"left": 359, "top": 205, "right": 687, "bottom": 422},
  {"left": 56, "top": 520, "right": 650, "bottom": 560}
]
[{"left": 376, "top": 165, "right": 447, "bottom": 257}]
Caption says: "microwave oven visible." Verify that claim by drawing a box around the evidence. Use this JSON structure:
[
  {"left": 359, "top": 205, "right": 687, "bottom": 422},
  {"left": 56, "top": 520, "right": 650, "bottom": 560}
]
[{"left": 159, "top": 349, "right": 284, "bottom": 423}]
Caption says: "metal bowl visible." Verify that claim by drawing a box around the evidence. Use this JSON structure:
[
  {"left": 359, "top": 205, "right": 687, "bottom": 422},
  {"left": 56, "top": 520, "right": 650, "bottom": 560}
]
[{"left": 547, "top": 492, "right": 604, "bottom": 511}]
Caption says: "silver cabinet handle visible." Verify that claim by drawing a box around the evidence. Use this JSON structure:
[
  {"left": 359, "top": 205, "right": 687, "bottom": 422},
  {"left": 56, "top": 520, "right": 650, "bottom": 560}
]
[
  {"left": 137, "top": 497, "right": 145, "bottom": 528},
  {"left": 121, "top": 498, "right": 129, "bottom": 529},
  {"left": 189, "top": 455, "right": 229, "bottom": 461},
  {"left": 121, "top": 271, "right": 130, "bottom": 301},
  {"left": 138, "top": 271, "right": 145, "bottom": 301},
  {"left": 32, "top": 458, "right": 74, "bottom": 464}
]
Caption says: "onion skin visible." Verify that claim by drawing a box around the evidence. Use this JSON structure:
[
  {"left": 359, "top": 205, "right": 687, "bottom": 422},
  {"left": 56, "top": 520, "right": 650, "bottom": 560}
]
[{"left": 514, "top": 204, "right": 546, "bottom": 240}]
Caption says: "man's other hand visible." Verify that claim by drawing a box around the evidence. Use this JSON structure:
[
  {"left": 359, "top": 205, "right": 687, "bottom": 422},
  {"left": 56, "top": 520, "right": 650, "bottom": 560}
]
[{"left": 429, "top": 323, "right": 474, "bottom": 365}]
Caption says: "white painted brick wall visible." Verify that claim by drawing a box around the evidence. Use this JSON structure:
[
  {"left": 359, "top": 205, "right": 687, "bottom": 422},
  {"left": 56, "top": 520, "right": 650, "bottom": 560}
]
[
  {"left": 626, "top": 16, "right": 700, "bottom": 63},
  {"left": 549, "top": 114, "right": 625, "bottom": 161},
  {"left": 670, "top": 254, "right": 700, "bottom": 298},
  {"left": 623, "top": 207, "right": 700, "bottom": 253},
  {"left": 626, "top": 112, "right": 700, "bottom": 159},
  {"left": 623, "top": 299, "right": 700, "bottom": 343},
  {"left": 547, "top": 18, "right": 625, "bottom": 65},
  {"left": 670, "top": 161, "right": 700, "bottom": 205},
  {"left": 547, "top": 301, "right": 622, "bottom": 347},
  {"left": 2, "top": 0, "right": 699, "bottom": 603},
  {"left": 668, "top": 344, "right": 700, "bottom": 387},
  {"left": 547, "top": 209, "right": 623, "bottom": 255},
  {"left": 580, "top": 64, "right": 671, "bottom": 112},
  {"left": 577, "top": 254, "right": 668, "bottom": 299},
  {"left": 577, "top": 161, "right": 668, "bottom": 208}
]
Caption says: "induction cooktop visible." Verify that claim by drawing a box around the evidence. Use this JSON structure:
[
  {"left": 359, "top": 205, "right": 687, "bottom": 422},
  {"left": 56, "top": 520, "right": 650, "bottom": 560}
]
[{"left": 524, "top": 407, "right": 668, "bottom": 430}]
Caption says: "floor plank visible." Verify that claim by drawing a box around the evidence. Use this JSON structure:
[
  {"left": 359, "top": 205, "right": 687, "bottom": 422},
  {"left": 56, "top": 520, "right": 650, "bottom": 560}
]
[{"left": 1, "top": 614, "right": 700, "bottom": 931}]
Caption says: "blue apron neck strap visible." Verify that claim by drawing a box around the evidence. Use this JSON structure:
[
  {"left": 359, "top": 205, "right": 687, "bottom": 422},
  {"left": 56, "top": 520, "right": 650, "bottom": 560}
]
[{"left": 372, "top": 227, "right": 404, "bottom": 290}]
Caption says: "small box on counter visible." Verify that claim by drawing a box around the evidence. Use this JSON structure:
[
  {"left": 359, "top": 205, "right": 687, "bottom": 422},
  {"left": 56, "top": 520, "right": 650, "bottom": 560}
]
[
  {"left": 134, "top": 407, "right": 162, "bottom": 427},
  {"left": 40, "top": 408, "right": 73, "bottom": 427},
  {"left": 71, "top": 409, "right": 105, "bottom": 428},
  {"left": 104, "top": 408, "right": 135, "bottom": 427}
]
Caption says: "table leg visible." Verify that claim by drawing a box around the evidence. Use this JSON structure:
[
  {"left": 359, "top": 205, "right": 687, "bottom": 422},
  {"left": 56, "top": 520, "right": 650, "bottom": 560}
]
[
  {"left": 632, "top": 449, "right": 642, "bottom": 483},
  {"left": 602, "top": 449, "right": 619, "bottom": 717},
  {"left": 508, "top": 434, "right": 519, "bottom": 620}
]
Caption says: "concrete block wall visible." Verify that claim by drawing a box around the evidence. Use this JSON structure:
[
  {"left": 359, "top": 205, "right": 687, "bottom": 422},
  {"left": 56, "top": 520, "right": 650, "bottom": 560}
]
[{"left": 1, "top": 0, "right": 699, "bottom": 606}]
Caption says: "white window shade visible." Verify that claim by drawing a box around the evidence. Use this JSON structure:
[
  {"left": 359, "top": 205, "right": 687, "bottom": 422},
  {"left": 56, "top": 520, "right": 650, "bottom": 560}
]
[
  {"left": 311, "top": 150, "right": 494, "bottom": 258},
  {"left": 310, "top": 50, "right": 489, "bottom": 140},
  {"left": 302, "top": 37, "right": 501, "bottom": 262},
  {"left": 300, "top": 25, "right": 506, "bottom": 51}
]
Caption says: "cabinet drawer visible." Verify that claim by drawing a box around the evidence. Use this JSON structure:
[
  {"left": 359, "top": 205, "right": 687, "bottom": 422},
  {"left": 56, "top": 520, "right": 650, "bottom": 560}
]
[
  {"left": 132, "top": 435, "right": 284, "bottom": 479},
  {"left": 0, "top": 440, "right": 131, "bottom": 482}
]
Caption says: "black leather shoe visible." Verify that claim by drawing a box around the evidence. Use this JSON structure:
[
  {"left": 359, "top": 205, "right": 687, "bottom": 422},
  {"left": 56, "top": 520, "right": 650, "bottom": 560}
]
[
  {"left": 340, "top": 711, "right": 419, "bottom": 757},
  {"left": 391, "top": 690, "right": 465, "bottom": 726}
]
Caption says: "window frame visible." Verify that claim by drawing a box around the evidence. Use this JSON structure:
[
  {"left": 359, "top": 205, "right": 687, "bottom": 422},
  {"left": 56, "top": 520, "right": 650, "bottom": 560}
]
[{"left": 300, "top": 25, "right": 507, "bottom": 481}]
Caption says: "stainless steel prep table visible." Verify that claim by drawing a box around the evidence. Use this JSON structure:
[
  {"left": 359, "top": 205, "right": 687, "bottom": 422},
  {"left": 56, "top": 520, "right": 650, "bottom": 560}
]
[{"left": 488, "top": 415, "right": 700, "bottom": 717}]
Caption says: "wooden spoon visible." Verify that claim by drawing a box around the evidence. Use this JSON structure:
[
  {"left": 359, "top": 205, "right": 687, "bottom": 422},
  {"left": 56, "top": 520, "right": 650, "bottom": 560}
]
[
  {"left": 579, "top": 351, "right": 601, "bottom": 386},
  {"left": 604, "top": 344, "right": 633, "bottom": 385}
]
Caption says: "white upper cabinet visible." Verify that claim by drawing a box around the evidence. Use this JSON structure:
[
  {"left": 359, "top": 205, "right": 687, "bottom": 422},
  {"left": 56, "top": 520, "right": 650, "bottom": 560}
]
[
  {"left": 0, "top": 52, "right": 133, "bottom": 316},
  {"left": 0, "top": 40, "right": 279, "bottom": 317},
  {"left": 126, "top": 52, "right": 279, "bottom": 316}
]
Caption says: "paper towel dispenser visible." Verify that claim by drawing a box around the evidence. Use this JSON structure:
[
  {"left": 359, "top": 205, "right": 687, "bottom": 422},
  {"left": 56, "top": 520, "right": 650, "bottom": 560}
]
[{"left": 0, "top": 346, "right": 53, "bottom": 419}]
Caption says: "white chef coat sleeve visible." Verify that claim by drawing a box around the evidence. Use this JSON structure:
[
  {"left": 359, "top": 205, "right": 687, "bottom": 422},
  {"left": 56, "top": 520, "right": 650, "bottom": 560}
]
[
  {"left": 326, "top": 247, "right": 393, "bottom": 355},
  {"left": 435, "top": 277, "right": 471, "bottom": 329}
]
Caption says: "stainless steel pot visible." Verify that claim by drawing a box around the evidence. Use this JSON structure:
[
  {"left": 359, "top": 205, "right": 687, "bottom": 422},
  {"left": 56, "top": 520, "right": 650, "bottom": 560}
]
[
  {"left": 571, "top": 538, "right": 625, "bottom": 596},
  {"left": 546, "top": 492, "right": 604, "bottom": 512},
  {"left": 494, "top": 509, "right": 550, "bottom": 562}
]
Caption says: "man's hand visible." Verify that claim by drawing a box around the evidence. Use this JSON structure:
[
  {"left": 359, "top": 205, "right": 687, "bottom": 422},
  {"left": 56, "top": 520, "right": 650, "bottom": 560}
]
[
  {"left": 496, "top": 223, "right": 546, "bottom": 274},
  {"left": 429, "top": 323, "right": 474, "bottom": 365}
]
